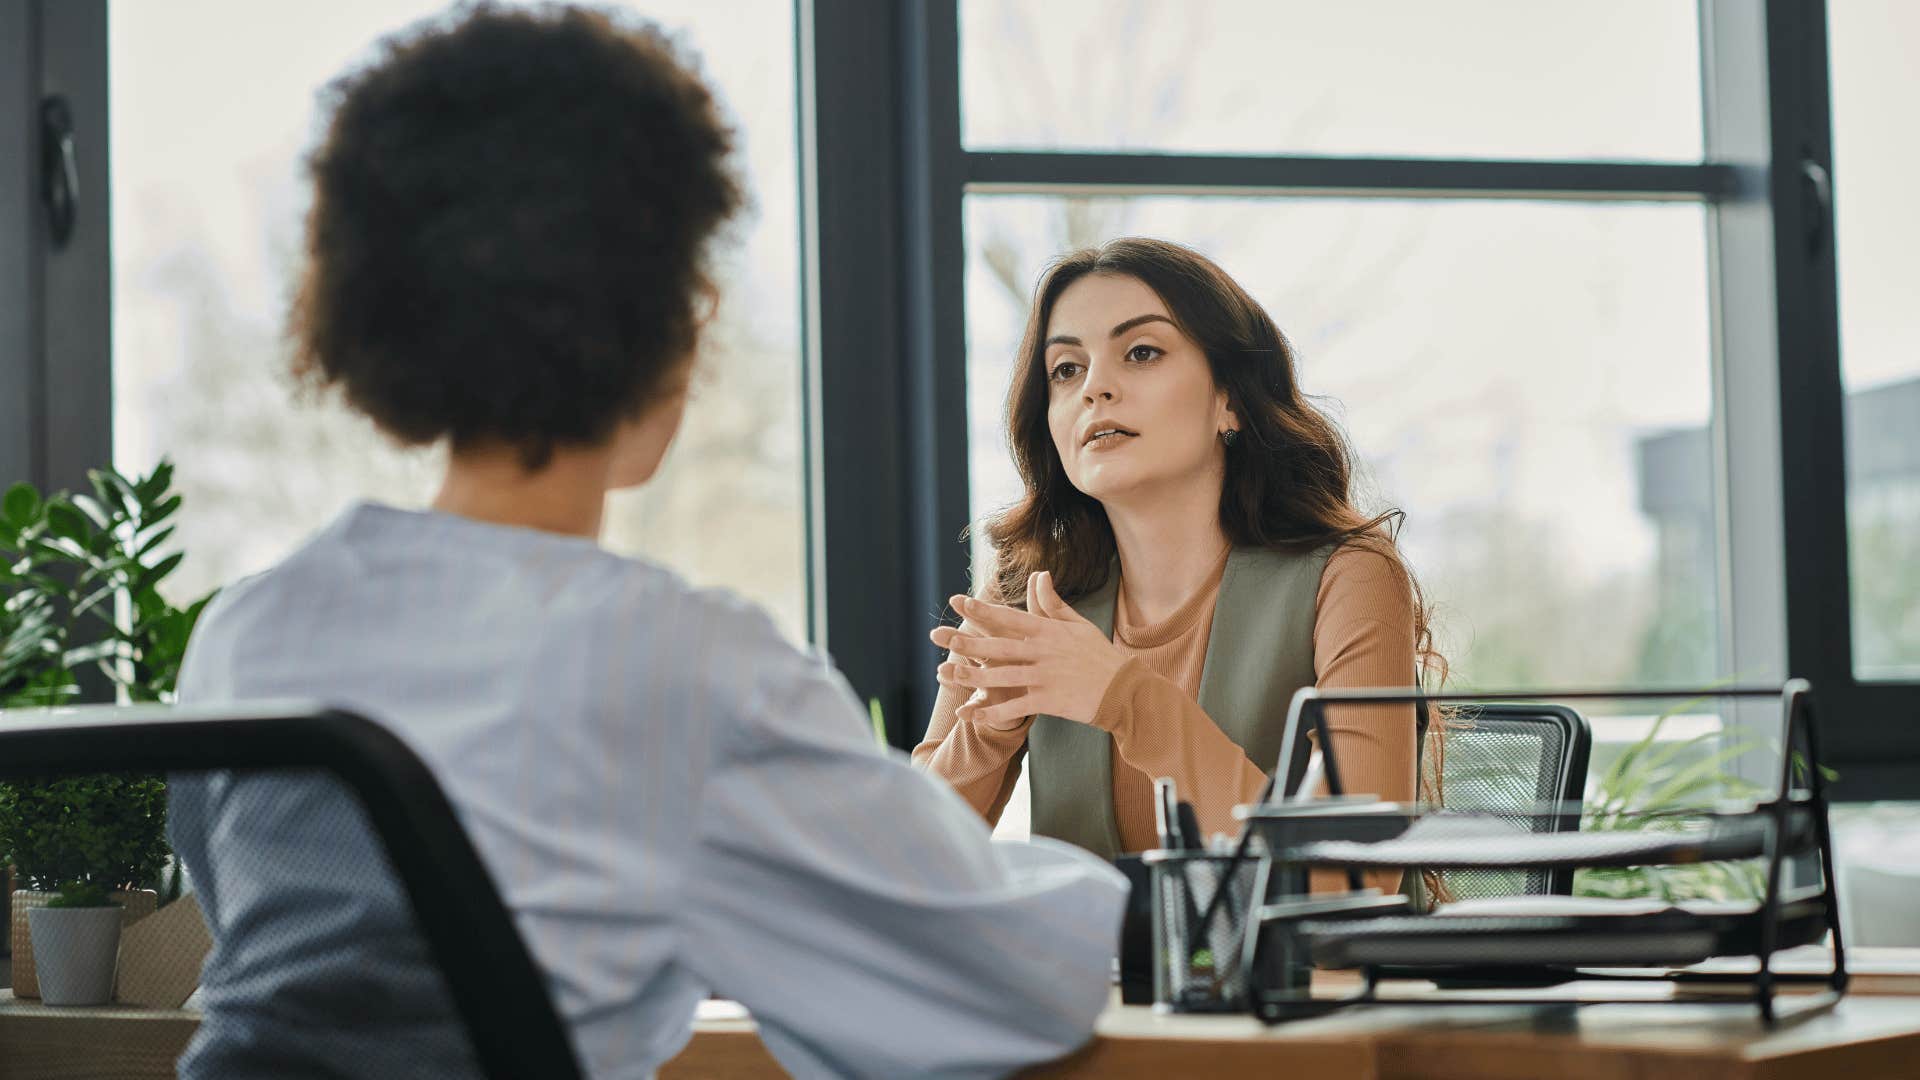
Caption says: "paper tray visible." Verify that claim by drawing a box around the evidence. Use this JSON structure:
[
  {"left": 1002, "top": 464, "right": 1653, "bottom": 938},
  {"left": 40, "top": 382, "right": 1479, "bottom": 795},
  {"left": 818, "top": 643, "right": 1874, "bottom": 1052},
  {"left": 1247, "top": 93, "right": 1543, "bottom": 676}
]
[
  {"left": 1296, "top": 897, "right": 1830, "bottom": 970},
  {"left": 1268, "top": 810, "right": 1815, "bottom": 871}
]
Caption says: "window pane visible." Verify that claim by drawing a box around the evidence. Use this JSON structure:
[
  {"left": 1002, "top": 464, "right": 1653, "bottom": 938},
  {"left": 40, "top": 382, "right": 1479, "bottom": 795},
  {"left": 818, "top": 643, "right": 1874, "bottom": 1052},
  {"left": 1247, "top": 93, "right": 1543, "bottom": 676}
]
[
  {"left": 1830, "top": 0, "right": 1920, "bottom": 682},
  {"left": 961, "top": 0, "right": 1703, "bottom": 162},
  {"left": 111, "top": 0, "right": 807, "bottom": 641},
  {"left": 965, "top": 196, "right": 1717, "bottom": 690}
]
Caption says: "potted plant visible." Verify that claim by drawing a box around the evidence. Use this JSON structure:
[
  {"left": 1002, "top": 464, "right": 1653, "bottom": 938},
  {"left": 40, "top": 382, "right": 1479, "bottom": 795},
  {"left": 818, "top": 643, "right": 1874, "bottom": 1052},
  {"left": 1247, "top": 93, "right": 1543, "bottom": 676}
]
[
  {"left": 0, "top": 462, "right": 211, "bottom": 998},
  {"left": 26, "top": 885, "right": 124, "bottom": 1006},
  {"left": 2, "top": 779, "right": 169, "bottom": 1004}
]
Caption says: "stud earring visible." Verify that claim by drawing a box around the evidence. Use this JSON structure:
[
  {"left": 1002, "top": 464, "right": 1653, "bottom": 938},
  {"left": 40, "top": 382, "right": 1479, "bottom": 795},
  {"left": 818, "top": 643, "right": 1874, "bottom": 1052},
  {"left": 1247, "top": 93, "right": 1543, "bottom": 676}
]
[{"left": 1220, "top": 429, "right": 1240, "bottom": 448}]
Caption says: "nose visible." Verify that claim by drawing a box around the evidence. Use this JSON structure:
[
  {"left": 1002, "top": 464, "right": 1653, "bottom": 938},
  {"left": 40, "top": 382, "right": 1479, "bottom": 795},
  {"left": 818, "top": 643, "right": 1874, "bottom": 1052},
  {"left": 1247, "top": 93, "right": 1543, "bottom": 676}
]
[{"left": 1081, "top": 354, "right": 1119, "bottom": 404}]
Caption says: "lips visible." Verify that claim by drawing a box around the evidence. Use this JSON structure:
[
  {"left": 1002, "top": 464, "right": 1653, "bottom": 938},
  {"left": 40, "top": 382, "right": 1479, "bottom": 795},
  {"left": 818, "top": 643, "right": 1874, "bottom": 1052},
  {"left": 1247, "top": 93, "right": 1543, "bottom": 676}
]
[{"left": 1080, "top": 422, "right": 1139, "bottom": 447}]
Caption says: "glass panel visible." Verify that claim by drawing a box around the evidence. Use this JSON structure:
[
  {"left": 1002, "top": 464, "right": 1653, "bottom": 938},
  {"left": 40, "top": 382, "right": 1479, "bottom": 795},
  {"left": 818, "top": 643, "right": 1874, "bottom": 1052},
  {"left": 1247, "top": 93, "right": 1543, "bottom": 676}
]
[
  {"left": 1830, "top": 0, "right": 1920, "bottom": 682},
  {"left": 961, "top": 0, "right": 1703, "bottom": 162},
  {"left": 965, "top": 195, "right": 1717, "bottom": 692},
  {"left": 110, "top": 0, "right": 807, "bottom": 641}
]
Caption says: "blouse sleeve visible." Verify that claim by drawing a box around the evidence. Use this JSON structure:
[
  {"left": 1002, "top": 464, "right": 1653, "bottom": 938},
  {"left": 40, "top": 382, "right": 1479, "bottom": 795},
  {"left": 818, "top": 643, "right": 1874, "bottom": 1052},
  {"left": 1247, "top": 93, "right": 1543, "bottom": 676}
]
[
  {"left": 910, "top": 675, "right": 1030, "bottom": 826},
  {"left": 1088, "top": 660, "right": 1270, "bottom": 839},
  {"left": 1306, "top": 542, "right": 1420, "bottom": 893}
]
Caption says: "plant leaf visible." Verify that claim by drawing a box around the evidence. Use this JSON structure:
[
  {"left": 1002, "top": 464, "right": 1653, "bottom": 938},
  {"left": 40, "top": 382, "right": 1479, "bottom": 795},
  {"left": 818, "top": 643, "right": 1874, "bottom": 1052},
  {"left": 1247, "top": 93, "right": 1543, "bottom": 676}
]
[
  {"left": 44, "top": 501, "right": 92, "bottom": 543},
  {"left": 2, "top": 484, "right": 40, "bottom": 528},
  {"left": 131, "top": 551, "right": 185, "bottom": 598},
  {"left": 69, "top": 492, "right": 116, "bottom": 530}
]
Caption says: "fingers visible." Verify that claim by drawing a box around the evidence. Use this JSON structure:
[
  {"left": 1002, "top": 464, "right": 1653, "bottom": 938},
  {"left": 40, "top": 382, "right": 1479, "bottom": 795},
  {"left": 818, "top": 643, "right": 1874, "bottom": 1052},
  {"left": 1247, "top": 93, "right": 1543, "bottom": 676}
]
[
  {"left": 969, "top": 693, "right": 1038, "bottom": 730},
  {"left": 954, "top": 686, "right": 1005, "bottom": 723},
  {"left": 930, "top": 626, "right": 1029, "bottom": 663},
  {"left": 946, "top": 593, "right": 1050, "bottom": 636},
  {"left": 1026, "top": 570, "right": 1040, "bottom": 618},
  {"left": 1031, "top": 570, "right": 1083, "bottom": 622},
  {"left": 940, "top": 660, "right": 1036, "bottom": 689}
]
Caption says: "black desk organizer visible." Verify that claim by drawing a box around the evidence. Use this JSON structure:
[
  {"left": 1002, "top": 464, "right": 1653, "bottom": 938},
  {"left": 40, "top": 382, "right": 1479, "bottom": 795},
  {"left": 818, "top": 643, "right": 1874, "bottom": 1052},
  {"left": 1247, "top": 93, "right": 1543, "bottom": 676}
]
[{"left": 1234, "top": 680, "right": 1847, "bottom": 1025}]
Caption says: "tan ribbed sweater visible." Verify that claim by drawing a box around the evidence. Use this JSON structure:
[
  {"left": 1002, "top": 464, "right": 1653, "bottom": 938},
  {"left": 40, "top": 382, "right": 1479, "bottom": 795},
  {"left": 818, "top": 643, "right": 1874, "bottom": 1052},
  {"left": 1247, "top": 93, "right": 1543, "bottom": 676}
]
[{"left": 912, "top": 542, "right": 1417, "bottom": 891}]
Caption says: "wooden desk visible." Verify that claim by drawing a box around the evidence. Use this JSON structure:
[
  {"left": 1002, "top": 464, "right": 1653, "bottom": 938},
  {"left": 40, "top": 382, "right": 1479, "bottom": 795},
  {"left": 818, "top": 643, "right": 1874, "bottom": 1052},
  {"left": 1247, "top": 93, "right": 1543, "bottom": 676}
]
[
  {"left": 661, "top": 993, "right": 1920, "bottom": 1080},
  {"left": 3, "top": 950, "right": 1915, "bottom": 1079},
  {"left": 663, "top": 950, "right": 1920, "bottom": 1080}
]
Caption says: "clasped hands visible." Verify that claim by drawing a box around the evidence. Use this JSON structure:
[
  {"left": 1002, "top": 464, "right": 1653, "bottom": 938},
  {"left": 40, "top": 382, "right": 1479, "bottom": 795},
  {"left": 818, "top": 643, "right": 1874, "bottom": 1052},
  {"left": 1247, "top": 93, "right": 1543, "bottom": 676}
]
[{"left": 929, "top": 570, "right": 1131, "bottom": 730}]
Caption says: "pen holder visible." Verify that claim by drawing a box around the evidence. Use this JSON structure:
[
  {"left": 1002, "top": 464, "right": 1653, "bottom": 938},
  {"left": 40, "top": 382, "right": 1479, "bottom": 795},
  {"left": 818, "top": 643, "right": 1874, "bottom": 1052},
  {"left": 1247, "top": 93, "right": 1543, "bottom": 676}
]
[{"left": 1142, "top": 849, "right": 1272, "bottom": 1013}]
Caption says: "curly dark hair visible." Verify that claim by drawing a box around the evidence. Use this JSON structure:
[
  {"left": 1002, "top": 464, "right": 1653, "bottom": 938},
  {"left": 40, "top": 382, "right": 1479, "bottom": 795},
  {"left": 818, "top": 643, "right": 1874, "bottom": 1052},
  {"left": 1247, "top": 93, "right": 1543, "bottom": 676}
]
[{"left": 290, "top": 2, "right": 742, "bottom": 468}]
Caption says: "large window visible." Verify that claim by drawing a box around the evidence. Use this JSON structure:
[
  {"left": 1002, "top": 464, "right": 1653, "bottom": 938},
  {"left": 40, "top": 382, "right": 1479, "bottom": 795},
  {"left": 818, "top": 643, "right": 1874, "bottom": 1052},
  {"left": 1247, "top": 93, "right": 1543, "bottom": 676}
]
[
  {"left": 959, "top": 3, "right": 1721, "bottom": 694},
  {"left": 5, "top": 0, "right": 1911, "bottom": 787},
  {"left": 1830, "top": 0, "right": 1920, "bottom": 682},
  {"left": 109, "top": 0, "right": 807, "bottom": 639}
]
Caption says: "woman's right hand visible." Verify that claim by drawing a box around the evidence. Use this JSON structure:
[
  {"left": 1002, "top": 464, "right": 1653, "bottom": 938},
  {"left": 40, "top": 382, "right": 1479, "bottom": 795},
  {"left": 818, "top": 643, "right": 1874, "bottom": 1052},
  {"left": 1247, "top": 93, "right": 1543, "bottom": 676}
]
[{"left": 934, "top": 619, "right": 1028, "bottom": 730}]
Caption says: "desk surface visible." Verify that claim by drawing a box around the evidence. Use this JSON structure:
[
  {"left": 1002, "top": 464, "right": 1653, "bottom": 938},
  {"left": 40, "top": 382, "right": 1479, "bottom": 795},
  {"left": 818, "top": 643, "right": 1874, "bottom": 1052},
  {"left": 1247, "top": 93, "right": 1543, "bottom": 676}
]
[
  {"left": 664, "top": 950, "right": 1920, "bottom": 1080},
  {"left": 2, "top": 948, "right": 1916, "bottom": 1079},
  {"left": 665, "top": 991, "right": 1920, "bottom": 1080}
]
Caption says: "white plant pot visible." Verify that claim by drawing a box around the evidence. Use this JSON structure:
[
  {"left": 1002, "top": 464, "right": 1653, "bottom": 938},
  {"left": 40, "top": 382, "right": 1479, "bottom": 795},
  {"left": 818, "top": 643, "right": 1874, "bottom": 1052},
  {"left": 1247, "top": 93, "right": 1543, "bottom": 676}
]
[{"left": 27, "top": 905, "right": 124, "bottom": 1006}]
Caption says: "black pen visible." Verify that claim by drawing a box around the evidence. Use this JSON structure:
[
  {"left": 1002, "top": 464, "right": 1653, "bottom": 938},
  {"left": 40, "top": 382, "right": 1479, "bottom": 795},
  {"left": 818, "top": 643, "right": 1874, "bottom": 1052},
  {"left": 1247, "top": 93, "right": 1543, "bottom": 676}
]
[
  {"left": 1176, "top": 801, "right": 1202, "bottom": 852},
  {"left": 1154, "top": 777, "right": 1180, "bottom": 851}
]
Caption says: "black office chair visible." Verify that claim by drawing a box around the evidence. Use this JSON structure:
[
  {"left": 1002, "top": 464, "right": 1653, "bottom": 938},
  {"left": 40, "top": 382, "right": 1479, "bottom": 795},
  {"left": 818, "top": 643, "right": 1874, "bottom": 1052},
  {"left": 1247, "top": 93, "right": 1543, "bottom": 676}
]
[
  {"left": 1422, "top": 703, "right": 1592, "bottom": 899},
  {"left": 0, "top": 703, "right": 583, "bottom": 1080}
]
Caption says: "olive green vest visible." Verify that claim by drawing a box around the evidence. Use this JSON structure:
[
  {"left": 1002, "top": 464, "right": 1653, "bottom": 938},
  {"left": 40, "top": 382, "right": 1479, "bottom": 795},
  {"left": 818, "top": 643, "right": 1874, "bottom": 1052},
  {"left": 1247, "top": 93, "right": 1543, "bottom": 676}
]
[{"left": 1028, "top": 545, "right": 1332, "bottom": 860}]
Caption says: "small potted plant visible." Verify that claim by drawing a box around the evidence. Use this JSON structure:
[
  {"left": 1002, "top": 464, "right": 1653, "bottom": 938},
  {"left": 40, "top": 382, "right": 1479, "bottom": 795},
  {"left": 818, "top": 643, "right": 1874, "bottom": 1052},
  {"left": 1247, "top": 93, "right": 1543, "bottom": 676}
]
[
  {"left": 0, "top": 463, "right": 210, "bottom": 996},
  {"left": 0, "top": 773, "right": 169, "bottom": 1003},
  {"left": 27, "top": 887, "right": 132, "bottom": 1006}
]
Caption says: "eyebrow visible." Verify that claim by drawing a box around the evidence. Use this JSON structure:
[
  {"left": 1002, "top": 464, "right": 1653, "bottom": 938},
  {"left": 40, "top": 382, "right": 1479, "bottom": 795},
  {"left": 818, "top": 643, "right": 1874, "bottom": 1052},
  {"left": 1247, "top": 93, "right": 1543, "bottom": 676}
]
[{"left": 1043, "top": 313, "right": 1175, "bottom": 350}]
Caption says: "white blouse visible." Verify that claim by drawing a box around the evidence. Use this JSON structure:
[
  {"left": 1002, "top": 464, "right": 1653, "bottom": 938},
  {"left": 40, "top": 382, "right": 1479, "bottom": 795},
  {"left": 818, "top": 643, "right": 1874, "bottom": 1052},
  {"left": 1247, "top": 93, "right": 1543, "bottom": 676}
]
[{"left": 168, "top": 502, "right": 1125, "bottom": 1079}]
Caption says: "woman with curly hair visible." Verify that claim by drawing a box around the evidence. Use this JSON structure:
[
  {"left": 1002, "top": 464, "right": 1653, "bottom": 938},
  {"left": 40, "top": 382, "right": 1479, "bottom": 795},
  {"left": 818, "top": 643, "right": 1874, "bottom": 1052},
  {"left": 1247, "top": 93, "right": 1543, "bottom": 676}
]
[
  {"left": 915, "top": 238, "right": 1444, "bottom": 893},
  {"left": 165, "top": 7, "right": 1123, "bottom": 1078}
]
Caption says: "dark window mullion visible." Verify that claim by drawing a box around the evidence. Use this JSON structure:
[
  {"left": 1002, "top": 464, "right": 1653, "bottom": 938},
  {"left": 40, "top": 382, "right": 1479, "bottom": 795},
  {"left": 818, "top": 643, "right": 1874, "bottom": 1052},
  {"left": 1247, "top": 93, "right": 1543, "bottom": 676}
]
[
  {"left": 898, "top": 0, "right": 970, "bottom": 746},
  {"left": 1773, "top": 0, "right": 1920, "bottom": 788},
  {"left": 1, "top": 0, "right": 110, "bottom": 500},
  {"left": 37, "top": 0, "right": 112, "bottom": 497},
  {"left": 965, "top": 150, "right": 1734, "bottom": 201},
  {"left": 800, "top": 0, "right": 911, "bottom": 730},
  {"left": 1, "top": 0, "right": 39, "bottom": 492}
]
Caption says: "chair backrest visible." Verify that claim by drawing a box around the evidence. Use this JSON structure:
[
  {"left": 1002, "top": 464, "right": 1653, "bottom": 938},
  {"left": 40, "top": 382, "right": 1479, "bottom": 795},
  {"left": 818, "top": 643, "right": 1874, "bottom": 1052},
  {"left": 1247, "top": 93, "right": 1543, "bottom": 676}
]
[
  {"left": 0, "top": 703, "right": 582, "bottom": 1080},
  {"left": 1426, "top": 703, "right": 1592, "bottom": 898}
]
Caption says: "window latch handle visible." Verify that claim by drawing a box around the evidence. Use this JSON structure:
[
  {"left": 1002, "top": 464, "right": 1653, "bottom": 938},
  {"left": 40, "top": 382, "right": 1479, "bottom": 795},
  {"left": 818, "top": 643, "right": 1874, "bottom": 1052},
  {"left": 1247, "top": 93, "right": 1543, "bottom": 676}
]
[
  {"left": 1800, "top": 158, "right": 1831, "bottom": 258},
  {"left": 41, "top": 95, "right": 78, "bottom": 250}
]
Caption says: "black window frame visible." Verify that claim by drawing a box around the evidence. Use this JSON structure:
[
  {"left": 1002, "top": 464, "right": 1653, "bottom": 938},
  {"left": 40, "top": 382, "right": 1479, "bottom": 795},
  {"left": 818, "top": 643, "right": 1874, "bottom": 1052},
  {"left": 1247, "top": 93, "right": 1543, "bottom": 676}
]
[
  {"left": 2, "top": 0, "right": 111, "bottom": 502},
  {"left": 3, "top": 0, "right": 1911, "bottom": 794},
  {"left": 802, "top": 0, "right": 1915, "bottom": 795}
]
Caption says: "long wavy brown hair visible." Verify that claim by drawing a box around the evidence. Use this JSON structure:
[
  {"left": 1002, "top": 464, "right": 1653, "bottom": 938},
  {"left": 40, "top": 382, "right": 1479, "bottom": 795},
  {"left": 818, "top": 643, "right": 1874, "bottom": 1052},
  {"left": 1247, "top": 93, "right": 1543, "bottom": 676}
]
[
  {"left": 984, "top": 238, "right": 1445, "bottom": 685},
  {"left": 984, "top": 238, "right": 1452, "bottom": 883}
]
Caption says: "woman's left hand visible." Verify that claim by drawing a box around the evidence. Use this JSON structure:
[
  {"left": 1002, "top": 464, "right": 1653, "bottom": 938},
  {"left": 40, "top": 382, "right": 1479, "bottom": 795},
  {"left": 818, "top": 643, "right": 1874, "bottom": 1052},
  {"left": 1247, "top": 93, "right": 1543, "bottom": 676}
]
[{"left": 928, "top": 570, "right": 1131, "bottom": 728}]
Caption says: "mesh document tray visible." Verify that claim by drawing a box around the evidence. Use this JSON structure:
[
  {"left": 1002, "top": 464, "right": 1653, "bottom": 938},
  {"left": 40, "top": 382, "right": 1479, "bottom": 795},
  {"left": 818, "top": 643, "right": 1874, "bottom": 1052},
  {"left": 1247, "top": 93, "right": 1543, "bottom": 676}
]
[
  {"left": 1247, "top": 683, "right": 1846, "bottom": 1025},
  {"left": 1298, "top": 895, "right": 1831, "bottom": 970}
]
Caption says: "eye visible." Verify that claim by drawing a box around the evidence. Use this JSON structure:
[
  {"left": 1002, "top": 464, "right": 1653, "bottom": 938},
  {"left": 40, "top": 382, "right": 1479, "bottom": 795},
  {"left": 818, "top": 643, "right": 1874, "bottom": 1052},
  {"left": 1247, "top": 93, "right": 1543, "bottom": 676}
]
[
  {"left": 1047, "top": 361, "right": 1082, "bottom": 382},
  {"left": 1126, "top": 344, "right": 1163, "bottom": 363}
]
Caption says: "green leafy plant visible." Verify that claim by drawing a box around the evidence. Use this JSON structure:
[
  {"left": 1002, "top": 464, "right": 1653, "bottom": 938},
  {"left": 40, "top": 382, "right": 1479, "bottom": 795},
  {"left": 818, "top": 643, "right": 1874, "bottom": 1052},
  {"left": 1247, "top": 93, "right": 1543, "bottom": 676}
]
[
  {"left": 44, "top": 880, "right": 115, "bottom": 910},
  {"left": 0, "top": 462, "right": 212, "bottom": 905},
  {"left": 0, "top": 462, "right": 212, "bottom": 706},
  {"left": 1574, "top": 698, "right": 1769, "bottom": 903},
  {"left": 0, "top": 777, "right": 169, "bottom": 897}
]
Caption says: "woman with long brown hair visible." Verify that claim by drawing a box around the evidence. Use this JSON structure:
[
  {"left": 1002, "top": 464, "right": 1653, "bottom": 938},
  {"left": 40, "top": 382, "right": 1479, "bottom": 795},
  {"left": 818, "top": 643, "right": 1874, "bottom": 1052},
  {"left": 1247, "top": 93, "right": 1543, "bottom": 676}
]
[{"left": 913, "top": 238, "right": 1444, "bottom": 889}]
